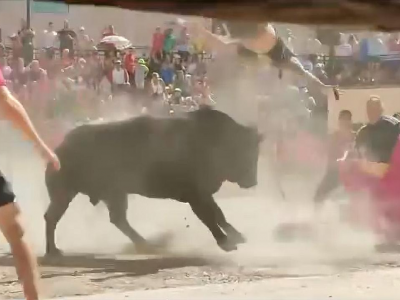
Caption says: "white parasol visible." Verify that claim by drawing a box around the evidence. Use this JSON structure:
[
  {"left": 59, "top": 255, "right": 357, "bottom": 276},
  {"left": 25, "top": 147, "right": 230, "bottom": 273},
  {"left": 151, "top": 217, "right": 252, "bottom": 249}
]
[{"left": 97, "top": 35, "right": 132, "bottom": 50}]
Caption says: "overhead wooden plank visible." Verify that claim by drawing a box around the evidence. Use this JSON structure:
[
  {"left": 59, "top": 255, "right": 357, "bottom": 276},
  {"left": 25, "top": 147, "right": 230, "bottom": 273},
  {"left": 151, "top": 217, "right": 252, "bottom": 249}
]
[{"left": 39, "top": 0, "right": 400, "bottom": 31}]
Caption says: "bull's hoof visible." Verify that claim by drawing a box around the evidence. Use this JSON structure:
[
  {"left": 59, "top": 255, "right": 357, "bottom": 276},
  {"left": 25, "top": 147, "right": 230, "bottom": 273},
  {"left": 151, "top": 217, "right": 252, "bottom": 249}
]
[
  {"left": 44, "top": 248, "right": 64, "bottom": 260},
  {"left": 218, "top": 238, "right": 238, "bottom": 252},
  {"left": 230, "top": 233, "right": 247, "bottom": 245}
]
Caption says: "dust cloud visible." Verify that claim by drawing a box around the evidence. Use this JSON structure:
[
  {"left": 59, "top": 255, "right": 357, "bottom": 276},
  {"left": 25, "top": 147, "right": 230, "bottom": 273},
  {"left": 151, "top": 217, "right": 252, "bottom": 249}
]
[{"left": 0, "top": 96, "right": 379, "bottom": 273}]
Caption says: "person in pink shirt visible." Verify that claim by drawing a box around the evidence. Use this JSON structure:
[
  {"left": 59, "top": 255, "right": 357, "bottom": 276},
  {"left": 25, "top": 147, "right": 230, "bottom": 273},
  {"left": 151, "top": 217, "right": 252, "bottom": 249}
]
[
  {"left": 124, "top": 47, "right": 136, "bottom": 85},
  {"left": 151, "top": 26, "right": 165, "bottom": 57}
]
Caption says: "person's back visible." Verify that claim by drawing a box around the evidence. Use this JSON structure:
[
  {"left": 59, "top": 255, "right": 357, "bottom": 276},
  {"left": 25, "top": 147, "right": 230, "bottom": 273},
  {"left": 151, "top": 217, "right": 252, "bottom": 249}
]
[{"left": 356, "top": 115, "right": 400, "bottom": 163}]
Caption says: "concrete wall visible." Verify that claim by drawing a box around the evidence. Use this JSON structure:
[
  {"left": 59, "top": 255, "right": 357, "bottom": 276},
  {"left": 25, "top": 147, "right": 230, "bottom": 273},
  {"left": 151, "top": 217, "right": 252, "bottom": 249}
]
[{"left": 0, "top": 1, "right": 205, "bottom": 46}]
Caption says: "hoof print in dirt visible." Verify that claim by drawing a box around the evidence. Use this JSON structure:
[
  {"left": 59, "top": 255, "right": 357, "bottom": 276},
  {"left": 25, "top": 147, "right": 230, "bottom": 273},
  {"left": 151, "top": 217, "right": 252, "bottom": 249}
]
[
  {"left": 375, "top": 243, "right": 400, "bottom": 253},
  {"left": 134, "top": 243, "right": 160, "bottom": 255}
]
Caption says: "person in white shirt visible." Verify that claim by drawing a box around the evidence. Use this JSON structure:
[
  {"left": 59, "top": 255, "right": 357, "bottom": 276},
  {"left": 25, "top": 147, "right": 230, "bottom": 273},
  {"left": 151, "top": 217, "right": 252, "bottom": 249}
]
[
  {"left": 335, "top": 34, "right": 353, "bottom": 57},
  {"left": 111, "top": 60, "right": 129, "bottom": 95},
  {"left": 42, "top": 22, "right": 58, "bottom": 58},
  {"left": 150, "top": 72, "right": 165, "bottom": 98}
]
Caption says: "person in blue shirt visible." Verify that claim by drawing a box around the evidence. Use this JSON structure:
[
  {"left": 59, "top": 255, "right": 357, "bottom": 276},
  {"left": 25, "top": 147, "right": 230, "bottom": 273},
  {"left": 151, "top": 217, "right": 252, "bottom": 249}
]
[{"left": 160, "top": 61, "right": 175, "bottom": 86}]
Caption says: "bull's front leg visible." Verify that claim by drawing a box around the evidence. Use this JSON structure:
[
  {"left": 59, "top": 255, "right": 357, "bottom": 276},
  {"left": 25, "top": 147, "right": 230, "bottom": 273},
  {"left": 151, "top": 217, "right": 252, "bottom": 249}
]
[
  {"left": 188, "top": 194, "right": 237, "bottom": 252},
  {"left": 44, "top": 175, "right": 77, "bottom": 258},
  {"left": 207, "top": 199, "right": 247, "bottom": 245}
]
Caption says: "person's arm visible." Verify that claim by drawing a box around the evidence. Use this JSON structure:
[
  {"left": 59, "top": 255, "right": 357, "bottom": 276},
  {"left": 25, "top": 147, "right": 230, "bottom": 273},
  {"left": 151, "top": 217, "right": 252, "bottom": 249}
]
[
  {"left": 0, "top": 86, "right": 60, "bottom": 170},
  {"left": 178, "top": 19, "right": 238, "bottom": 50}
]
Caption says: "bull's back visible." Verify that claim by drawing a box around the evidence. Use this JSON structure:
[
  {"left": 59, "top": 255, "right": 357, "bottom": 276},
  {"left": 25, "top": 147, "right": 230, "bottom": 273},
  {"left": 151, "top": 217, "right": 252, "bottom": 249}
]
[{"left": 53, "top": 117, "right": 196, "bottom": 190}]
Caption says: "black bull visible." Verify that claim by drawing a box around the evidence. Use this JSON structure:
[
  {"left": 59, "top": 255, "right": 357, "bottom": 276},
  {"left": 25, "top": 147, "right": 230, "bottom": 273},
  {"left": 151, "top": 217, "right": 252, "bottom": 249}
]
[{"left": 44, "top": 106, "right": 261, "bottom": 256}]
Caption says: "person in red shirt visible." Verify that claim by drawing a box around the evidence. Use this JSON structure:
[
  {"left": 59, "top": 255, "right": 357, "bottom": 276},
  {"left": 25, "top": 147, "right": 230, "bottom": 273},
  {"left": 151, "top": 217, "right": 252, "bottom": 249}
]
[
  {"left": 123, "top": 47, "right": 136, "bottom": 85},
  {"left": 61, "top": 49, "right": 74, "bottom": 69},
  {"left": 151, "top": 26, "right": 165, "bottom": 57},
  {"left": 0, "top": 68, "right": 60, "bottom": 300}
]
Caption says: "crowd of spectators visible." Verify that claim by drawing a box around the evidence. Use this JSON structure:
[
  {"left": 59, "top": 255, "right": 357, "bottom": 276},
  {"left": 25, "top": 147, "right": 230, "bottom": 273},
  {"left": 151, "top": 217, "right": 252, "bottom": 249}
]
[
  {"left": 2, "top": 19, "right": 400, "bottom": 148},
  {"left": 0, "top": 19, "right": 215, "bottom": 134},
  {"left": 286, "top": 30, "right": 400, "bottom": 87}
]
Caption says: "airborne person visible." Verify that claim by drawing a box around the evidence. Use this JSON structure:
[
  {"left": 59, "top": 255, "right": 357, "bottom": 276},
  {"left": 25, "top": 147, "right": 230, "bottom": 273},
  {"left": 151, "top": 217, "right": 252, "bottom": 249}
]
[{"left": 180, "top": 20, "right": 339, "bottom": 100}]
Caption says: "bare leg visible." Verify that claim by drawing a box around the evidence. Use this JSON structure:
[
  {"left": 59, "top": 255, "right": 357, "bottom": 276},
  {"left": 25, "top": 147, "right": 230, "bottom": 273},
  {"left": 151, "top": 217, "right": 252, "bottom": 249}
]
[{"left": 0, "top": 203, "right": 40, "bottom": 300}]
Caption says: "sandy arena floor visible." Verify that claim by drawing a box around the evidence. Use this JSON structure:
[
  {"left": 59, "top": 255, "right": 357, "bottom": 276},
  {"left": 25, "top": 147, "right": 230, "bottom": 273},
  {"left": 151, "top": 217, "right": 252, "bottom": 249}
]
[{"left": 0, "top": 121, "right": 399, "bottom": 300}]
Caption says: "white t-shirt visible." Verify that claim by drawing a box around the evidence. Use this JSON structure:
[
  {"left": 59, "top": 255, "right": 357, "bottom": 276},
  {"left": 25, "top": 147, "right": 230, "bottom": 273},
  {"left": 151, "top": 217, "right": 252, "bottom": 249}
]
[
  {"left": 151, "top": 81, "right": 163, "bottom": 95},
  {"left": 43, "top": 30, "right": 58, "bottom": 48},
  {"left": 112, "top": 69, "right": 126, "bottom": 85},
  {"left": 335, "top": 43, "right": 353, "bottom": 56}
]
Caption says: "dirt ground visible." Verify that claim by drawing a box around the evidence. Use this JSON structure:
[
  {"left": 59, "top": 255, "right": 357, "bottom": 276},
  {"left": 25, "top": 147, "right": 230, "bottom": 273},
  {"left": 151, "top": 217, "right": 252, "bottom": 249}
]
[{"left": 0, "top": 120, "right": 399, "bottom": 300}]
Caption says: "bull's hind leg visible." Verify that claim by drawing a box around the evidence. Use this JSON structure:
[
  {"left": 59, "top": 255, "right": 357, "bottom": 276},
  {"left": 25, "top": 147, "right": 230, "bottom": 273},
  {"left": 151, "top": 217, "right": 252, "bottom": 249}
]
[
  {"left": 188, "top": 194, "right": 237, "bottom": 252},
  {"left": 44, "top": 185, "right": 76, "bottom": 257},
  {"left": 105, "top": 194, "right": 147, "bottom": 247}
]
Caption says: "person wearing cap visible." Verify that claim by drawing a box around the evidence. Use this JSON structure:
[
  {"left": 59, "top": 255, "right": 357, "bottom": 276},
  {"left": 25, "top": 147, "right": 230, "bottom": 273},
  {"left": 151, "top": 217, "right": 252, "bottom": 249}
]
[
  {"left": 134, "top": 58, "right": 149, "bottom": 90},
  {"left": 171, "top": 87, "right": 183, "bottom": 104},
  {"left": 0, "top": 67, "right": 60, "bottom": 300}
]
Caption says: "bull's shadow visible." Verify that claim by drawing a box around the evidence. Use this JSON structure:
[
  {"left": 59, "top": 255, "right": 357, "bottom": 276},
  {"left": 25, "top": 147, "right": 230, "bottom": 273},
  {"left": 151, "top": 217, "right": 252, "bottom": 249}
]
[{"left": 0, "top": 253, "right": 214, "bottom": 280}]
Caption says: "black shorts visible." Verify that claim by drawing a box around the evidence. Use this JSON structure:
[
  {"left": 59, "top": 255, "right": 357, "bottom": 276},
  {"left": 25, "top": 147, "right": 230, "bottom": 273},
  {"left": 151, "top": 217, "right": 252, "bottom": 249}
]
[
  {"left": 0, "top": 173, "right": 15, "bottom": 208},
  {"left": 267, "top": 37, "right": 295, "bottom": 64}
]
